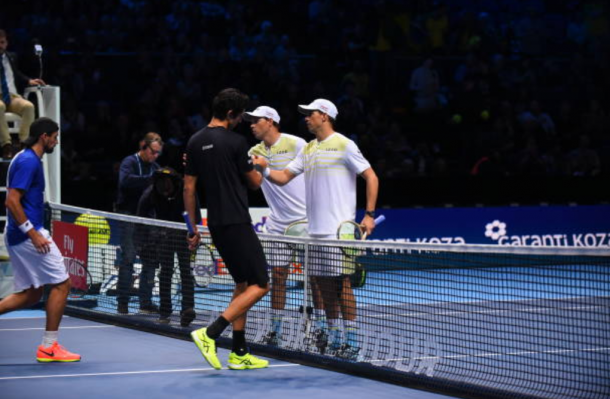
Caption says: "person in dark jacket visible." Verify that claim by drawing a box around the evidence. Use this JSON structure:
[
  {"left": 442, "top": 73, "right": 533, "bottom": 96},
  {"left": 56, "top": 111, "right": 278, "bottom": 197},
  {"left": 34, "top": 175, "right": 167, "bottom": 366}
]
[
  {"left": 115, "top": 132, "right": 163, "bottom": 314},
  {"left": 0, "top": 29, "right": 46, "bottom": 159},
  {"left": 136, "top": 166, "right": 201, "bottom": 327}
]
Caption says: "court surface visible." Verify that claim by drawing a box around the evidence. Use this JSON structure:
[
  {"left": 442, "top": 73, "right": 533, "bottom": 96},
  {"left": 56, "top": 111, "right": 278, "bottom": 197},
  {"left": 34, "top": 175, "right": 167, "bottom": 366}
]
[{"left": 0, "top": 310, "right": 456, "bottom": 399}]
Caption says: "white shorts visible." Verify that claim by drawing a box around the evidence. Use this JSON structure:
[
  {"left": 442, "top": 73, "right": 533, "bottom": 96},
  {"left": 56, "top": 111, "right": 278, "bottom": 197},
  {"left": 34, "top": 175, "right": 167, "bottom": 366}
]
[
  {"left": 264, "top": 223, "right": 305, "bottom": 268},
  {"left": 6, "top": 228, "right": 68, "bottom": 292},
  {"left": 265, "top": 234, "right": 305, "bottom": 269},
  {"left": 309, "top": 234, "right": 344, "bottom": 277}
]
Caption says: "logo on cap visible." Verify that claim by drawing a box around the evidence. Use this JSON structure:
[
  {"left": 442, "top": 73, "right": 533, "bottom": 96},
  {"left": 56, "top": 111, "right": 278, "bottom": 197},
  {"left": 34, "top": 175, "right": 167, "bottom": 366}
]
[{"left": 298, "top": 99, "right": 338, "bottom": 119}]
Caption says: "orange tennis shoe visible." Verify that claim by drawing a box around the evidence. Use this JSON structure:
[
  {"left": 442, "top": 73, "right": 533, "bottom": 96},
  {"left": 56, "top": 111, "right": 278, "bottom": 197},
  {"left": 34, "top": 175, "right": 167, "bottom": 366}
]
[{"left": 36, "top": 342, "right": 81, "bottom": 363}]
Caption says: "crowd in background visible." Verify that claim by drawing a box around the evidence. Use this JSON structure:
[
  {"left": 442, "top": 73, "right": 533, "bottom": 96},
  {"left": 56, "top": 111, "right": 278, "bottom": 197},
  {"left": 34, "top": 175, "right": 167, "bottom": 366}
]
[{"left": 1, "top": 0, "right": 608, "bottom": 209}]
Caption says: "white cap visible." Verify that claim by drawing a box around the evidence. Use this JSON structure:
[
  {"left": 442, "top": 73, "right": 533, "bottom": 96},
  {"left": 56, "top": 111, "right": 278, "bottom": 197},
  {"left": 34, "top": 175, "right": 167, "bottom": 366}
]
[
  {"left": 298, "top": 99, "right": 338, "bottom": 119},
  {"left": 244, "top": 106, "right": 280, "bottom": 123}
]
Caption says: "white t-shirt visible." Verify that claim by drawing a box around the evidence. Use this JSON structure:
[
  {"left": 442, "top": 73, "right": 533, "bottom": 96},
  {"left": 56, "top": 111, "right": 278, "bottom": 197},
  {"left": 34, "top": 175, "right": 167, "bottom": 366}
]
[
  {"left": 287, "top": 132, "right": 371, "bottom": 235},
  {"left": 249, "top": 133, "right": 307, "bottom": 234}
]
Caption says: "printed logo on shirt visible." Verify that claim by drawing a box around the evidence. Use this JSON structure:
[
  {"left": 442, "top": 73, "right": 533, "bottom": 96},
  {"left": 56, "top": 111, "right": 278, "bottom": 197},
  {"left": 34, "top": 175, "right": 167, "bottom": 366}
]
[{"left": 202, "top": 144, "right": 214, "bottom": 151}]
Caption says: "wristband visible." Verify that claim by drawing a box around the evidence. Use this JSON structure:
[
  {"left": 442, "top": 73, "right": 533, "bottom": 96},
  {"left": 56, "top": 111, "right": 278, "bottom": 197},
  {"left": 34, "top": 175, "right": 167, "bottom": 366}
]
[
  {"left": 19, "top": 220, "right": 34, "bottom": 234},
  {"left": 262, "top": 168, "right": 270, "bottom": 178}
]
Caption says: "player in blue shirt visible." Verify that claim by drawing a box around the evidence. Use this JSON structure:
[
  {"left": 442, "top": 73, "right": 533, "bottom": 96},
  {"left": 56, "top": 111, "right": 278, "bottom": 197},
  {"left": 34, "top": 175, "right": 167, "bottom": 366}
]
[{"left": 0, "top": 117, "right": 80, "bottom": 362}]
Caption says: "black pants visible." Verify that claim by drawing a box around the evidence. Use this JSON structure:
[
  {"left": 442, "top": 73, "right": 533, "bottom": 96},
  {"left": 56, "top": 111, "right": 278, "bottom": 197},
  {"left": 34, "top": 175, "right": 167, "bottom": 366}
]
[
  {"left": 117, "top": 216, "right": 155, "bottom": 306},
  {"left": 139, "top": 229, "right": 194, "bottom": 317}
]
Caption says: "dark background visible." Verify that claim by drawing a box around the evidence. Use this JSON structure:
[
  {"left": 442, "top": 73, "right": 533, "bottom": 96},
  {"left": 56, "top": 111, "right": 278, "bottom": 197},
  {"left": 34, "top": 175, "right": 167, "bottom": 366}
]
[{"left": 2, "top": 0, "right": 608, "bottom": 210}]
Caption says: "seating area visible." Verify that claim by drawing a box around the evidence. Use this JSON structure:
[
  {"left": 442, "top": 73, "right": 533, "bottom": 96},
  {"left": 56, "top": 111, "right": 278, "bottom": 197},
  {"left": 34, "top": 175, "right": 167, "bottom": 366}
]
[{"left": 0, "top": 0, "right": 608, "bottom": 208}]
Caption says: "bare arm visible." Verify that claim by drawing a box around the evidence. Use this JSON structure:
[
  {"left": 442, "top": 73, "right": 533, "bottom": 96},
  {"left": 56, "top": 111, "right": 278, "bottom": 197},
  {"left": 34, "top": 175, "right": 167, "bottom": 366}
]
[
  {"left": 183, "top": 174, "right": 201, "bottom": 250},
  {"left": 5, "top": 188, "right": 52, "bottom": 253},
  {"left": 267, "top": 169, "right": 296, "bottom": 186},
  {"left": 244, "top": 169, "right": 263, "bottom": 190},
  {"left": 359, "top": 167, "right": 379, "bottom": 236},
  {"left": 251, "top": 154, "right": 296, "bottom": 186}
]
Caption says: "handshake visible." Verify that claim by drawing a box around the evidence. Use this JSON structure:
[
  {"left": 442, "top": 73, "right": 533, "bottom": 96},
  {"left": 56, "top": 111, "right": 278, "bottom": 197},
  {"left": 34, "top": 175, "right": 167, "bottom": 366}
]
[{"left": 251, "top": 155, "right": 268, "bottom": 176}]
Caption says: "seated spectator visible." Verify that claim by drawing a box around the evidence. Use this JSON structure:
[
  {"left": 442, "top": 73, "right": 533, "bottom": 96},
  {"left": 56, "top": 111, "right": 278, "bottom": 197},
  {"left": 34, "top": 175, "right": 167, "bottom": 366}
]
[{"left": 0, "top": 29, "right": 45, "bottom": 159}]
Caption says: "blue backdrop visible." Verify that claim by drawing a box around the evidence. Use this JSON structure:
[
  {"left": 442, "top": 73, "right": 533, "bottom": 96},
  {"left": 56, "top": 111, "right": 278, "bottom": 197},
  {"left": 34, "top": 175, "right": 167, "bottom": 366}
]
[{"left": 357, "top": 205, "right": 610, "bottom": 247}]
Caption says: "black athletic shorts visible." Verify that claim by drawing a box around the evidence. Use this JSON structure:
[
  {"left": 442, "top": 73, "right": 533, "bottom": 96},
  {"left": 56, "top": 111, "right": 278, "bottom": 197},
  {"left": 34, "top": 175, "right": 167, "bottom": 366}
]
[{"left": 209, "top": 223, "right": 269, "bottom": 287}]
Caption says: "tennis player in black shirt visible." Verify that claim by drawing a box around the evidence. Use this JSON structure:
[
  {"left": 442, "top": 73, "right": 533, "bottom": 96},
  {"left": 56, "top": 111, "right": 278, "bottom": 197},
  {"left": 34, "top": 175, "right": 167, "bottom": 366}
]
[{"left": 184, "top": 88, "right": 270, "bottom": 370}]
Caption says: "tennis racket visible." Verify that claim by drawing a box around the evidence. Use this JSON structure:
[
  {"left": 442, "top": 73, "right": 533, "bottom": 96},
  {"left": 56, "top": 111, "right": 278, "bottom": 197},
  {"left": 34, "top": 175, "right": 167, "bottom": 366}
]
[
  {"left": 281, "top": 220, "right": 308, "bottom": 265},
  {"left": 336, "top": 215, "right": 386, "bottom": 288},
  {"left": 183, "top": 212, "right": 216, "bottom": 288},
  {"left": 264, "top": 220, "right": 308, "bottom": 269}
]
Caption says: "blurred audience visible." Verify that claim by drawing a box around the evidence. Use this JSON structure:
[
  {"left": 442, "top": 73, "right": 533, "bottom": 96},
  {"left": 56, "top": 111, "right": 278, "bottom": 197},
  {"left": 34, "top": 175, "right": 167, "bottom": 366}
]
[{"left": 0, "top": 0, "right": 607, "bottom": 208}]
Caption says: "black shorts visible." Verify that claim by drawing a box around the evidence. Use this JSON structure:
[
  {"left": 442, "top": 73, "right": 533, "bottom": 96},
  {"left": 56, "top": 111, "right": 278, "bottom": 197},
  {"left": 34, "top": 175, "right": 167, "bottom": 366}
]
[{"left": 209, "top": 223, "right": 269, "bottom": 287}]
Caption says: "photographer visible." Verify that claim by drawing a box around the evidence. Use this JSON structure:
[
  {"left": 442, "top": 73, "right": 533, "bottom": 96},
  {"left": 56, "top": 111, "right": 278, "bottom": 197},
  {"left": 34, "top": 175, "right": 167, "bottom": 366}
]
[{"left": 137, "top": 167, "right": 201, "bottom": 327}]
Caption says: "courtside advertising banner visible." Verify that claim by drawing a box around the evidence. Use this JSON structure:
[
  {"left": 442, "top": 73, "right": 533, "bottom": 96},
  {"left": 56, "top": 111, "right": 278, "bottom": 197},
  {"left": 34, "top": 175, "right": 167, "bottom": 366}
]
[
  {"left": 52, "top": 221, "right": 89, "bottom": 290},
  {"left": 355, "top": 205, "right": 610, "bottom": 247},
  {"left": 246, "top": 205, "right": 610, "bottom": 248}
]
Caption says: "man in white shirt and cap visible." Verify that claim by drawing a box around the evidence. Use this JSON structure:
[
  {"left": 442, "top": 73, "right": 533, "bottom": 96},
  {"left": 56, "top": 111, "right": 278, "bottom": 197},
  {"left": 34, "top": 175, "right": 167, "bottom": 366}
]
[{"left": 254, "top": 99, "right": 379, "bottom": 359}]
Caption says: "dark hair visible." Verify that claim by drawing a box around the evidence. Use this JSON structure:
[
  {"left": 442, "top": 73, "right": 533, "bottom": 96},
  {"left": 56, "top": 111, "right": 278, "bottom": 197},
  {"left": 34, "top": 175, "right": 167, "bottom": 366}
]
[
  {"left": 153, "top": 166, "right": 181, "bottom": 183},
  {"left": 212, "top": 88, "right": 249, "bottom": 120},
  {"left": 152, "top": 166, "right": 182, "bottom": 201},
  {"left": 0, "top": 29, "right": 6, "bottom": 39},
  {"left": 24, "top": 117, "right": 59, "bottom": 148}
]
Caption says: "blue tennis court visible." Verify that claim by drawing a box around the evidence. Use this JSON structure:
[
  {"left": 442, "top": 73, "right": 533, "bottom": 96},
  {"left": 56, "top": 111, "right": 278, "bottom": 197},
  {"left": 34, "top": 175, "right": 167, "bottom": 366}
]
[
  {"left": 12, "top": 205, "right": 603, "bottom": 399},
  {"left": 0, "top": 310, "right": 455, "bottom": 399}
]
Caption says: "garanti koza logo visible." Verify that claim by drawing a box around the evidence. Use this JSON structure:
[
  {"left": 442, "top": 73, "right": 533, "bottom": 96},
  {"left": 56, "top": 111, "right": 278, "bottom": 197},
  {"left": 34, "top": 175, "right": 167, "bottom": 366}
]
[
  {"left": 483, "top": 219, "right": 609, "bottom": 247},
  {"left": 484, "top": 220, "right": 507, "bottom": 241}
]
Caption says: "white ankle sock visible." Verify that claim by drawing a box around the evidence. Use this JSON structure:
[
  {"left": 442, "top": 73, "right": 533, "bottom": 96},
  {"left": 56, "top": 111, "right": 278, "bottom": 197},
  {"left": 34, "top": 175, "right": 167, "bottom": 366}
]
[{"left": 42, "top": 331, "right": 58, "bottom": 348}]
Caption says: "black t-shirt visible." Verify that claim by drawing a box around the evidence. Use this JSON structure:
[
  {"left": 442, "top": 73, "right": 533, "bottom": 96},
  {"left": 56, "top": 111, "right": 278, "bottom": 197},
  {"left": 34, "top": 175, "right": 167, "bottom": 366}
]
[{"left": 185, "top": 126, "right": 253, "bottom": 226}]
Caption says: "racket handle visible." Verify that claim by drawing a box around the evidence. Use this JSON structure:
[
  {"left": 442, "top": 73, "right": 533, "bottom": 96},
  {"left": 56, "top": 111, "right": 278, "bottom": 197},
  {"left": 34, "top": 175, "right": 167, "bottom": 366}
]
[
  {"left": 362, "top": 215, "right": 385, "bottom": 240},
  {"left": 182, "top": 211, "right": 196, "bottom": 236},
  {"left": 374, "top": 215, "right": 386, "bottom": 225}
]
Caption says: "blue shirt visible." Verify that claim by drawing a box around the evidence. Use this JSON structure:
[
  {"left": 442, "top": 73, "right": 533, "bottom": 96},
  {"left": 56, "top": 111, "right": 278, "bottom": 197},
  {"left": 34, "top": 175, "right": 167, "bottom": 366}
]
[{"left": 5, "top": 149, "right": 45, "bottom": 246}]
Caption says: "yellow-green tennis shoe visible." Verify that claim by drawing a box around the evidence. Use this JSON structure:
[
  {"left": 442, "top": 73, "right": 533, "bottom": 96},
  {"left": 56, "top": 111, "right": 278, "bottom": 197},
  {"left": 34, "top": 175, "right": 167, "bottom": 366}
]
[
  {"left": 191, "top": 328, "right": 222, "bottom": 370},
  {"left": 227, "top": 352, "right": 269, "bottom": 370}
]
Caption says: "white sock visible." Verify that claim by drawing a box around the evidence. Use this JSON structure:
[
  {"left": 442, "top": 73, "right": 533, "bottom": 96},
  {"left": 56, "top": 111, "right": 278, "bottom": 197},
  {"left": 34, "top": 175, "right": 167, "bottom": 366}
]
[
  {"left": 344, "top": 319, "right": 357, "bottom": 329},
  {"left": 42, "top": 331, "right": 58, "bottom": 348},
  {"left": 328, "top": 318, "right": 340, "bottom": 329}
]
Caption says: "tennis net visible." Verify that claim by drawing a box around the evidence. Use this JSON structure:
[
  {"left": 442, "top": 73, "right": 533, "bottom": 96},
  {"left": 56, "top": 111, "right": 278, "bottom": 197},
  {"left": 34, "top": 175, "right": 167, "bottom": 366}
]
[{"left": 48, "top": 202, "right": 609, "bottom": 399}]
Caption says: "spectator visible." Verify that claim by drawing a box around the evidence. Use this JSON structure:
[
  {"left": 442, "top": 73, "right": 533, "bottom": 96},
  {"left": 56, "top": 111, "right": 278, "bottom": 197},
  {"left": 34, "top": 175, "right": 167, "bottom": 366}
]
[
  {"left": 567, "top": 135, "right": 601, "bottom": 176},
  {"left": 0, "top": 29, "right": 45, "bottom": 159},
  {"left": 409, "top": 57, "right": 440, "bottom": 113}
]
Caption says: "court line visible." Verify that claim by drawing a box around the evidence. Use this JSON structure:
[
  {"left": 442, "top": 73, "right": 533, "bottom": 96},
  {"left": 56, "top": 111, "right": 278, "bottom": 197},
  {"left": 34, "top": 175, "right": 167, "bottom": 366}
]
[
  {"left": 0, "top": 316, "right": 70, "bottom": 320},
  {"left": 0, "top": 326, "right": 116, "bottom": 332},
  {"left": 0, "top": 363, "right": 301, "bottom": 381}
]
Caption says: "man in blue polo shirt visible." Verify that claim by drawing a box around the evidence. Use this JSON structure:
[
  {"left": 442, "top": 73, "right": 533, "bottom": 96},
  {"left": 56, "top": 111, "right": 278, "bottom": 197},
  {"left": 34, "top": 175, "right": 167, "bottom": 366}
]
[{"left": 0, "top": 117, "right": 80, "bottom": 362}]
